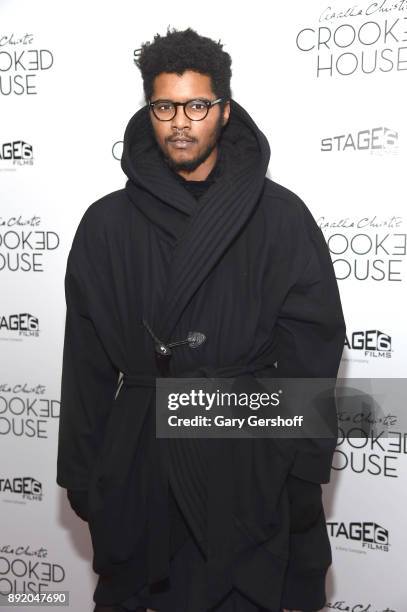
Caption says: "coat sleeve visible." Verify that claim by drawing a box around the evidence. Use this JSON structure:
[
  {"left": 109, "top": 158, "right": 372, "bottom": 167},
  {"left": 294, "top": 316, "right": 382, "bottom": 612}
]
[
  {"left": 275, "top": 196, "right": 346, "bottom": 483},
  {"left": 56, "top": 208, "right": 120, "bottom": 518}
]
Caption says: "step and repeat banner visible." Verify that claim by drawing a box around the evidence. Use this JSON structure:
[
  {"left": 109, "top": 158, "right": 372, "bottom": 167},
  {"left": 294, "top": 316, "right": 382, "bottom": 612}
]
[{"left": 1, "top": 1, "right": 406, "bottom": 610}]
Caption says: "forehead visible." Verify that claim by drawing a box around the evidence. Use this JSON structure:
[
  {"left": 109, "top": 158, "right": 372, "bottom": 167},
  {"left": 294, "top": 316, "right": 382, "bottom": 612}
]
[{"left": 152, "top": 70, "right": 214, "bottom": 100}]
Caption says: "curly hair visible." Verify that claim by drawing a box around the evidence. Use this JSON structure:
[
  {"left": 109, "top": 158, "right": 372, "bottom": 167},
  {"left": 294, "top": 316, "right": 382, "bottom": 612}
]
[{"left": 134, "top": 26, "right": 232, "bottom": 107}]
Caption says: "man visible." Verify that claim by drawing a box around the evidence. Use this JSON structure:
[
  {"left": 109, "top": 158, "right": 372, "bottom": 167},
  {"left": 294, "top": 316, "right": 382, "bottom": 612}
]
[{"left": 57, "top": 27, "right": 346, "bottom": 612}]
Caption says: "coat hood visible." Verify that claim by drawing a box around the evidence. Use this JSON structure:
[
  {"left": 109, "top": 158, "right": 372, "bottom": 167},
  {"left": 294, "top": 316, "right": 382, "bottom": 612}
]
[{"left": 120, "top": 99, "right": 271, "bottom": 231}]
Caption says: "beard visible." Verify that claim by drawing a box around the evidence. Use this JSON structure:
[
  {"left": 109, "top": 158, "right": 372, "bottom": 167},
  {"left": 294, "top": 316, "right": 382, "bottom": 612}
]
[{"left": 157, "top": 112, "right": 225, "bottom": 174}]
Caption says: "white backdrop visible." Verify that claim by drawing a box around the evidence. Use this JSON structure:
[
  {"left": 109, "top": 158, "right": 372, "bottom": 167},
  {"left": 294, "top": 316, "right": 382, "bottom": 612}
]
[{"left": 1, "top": 0, "right": 406, "bottom": 610}]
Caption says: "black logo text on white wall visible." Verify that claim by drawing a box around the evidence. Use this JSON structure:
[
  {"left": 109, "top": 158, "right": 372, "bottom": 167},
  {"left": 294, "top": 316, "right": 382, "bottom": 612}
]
[
  {"left": 0, "top": 543, "right": 65, "bottom": 595},
  {"left": 327, "top": 520, "right": 390, "bottom": 552},
  {"left": 344, "top": 329, "right": 392, "bottom": 360},
  {"left": 0, "top": 215, "right": 60, "bottom": 272},
  {"left": 0, "top": 314, "right": 40, "bottom": 339},
  {"left": 0, "top": 34, "right": 54, "bottom": 96},
  {"left": 318, "top": 215, "right": 406, "bottom": 282},
  {"left": 0, "top": 141, "right": 34, "bottom": 169},
  {"left": 0, "top": 383, "right": 59, "bottom": 439},
  {"left": 321, "top": 126, "right": 398, "bottom": 154},
  {"left": 296, "top": 8, "right": 407, "bottom": 78},
  {"left": 0, "top": 476, "right": 43, "bottom": 502},
  {"left": 333, "top": 429, "right": 407, "bottom": 478}
]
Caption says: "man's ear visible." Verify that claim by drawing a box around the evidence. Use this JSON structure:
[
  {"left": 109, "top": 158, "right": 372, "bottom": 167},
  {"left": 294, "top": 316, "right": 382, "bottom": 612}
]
[{"left": 222, "top": 100, "right": 231, "bottom": 126}]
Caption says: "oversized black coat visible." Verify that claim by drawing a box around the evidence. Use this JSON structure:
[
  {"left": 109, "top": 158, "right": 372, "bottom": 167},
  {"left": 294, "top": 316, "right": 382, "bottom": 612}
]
[{"left": 56, "top": 98, "right": 346, "bottom": 611}]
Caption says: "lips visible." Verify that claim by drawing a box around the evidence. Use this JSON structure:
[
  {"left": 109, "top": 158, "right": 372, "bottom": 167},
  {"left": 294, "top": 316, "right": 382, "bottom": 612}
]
[{"left": 169, "top": 139, "right": 195, "bottom": 149}]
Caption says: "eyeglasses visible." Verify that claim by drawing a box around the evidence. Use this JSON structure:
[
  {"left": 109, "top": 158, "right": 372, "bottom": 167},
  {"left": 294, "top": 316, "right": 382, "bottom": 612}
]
[{"left": 149, "top": 97, "right": 224, "bottom": 121}]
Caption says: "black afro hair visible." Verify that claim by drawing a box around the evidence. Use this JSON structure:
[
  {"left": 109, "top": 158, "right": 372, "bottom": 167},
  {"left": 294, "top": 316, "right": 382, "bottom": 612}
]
[{"left": 134, "top": 26, "right": 232, "bottom": 105}]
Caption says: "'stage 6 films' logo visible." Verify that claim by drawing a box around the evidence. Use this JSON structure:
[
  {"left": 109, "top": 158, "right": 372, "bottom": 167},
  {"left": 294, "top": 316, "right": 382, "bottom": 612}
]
[
  {"left": 321, "top": 126, "right": 398, "bottom": 155},
  {"left": 0, "top": 314, "right": 40, "bottom": 338},
  {"left": 0, "top": 476, "right": 43, "bottom": 502},
  {"left": 327, "top": 520, "right": 390, "bottom": 553},
  {"left": 344, "top": 329, "right": 392, "bottom": 360},
  {"left": 0, "top": 141, "right": 34, "bottom": 168}
]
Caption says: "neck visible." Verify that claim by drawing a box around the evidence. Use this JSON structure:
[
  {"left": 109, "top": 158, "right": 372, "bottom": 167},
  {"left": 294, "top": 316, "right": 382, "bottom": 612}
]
[{"left": 176, "top": 146, "right": 218, "bottom": 181}]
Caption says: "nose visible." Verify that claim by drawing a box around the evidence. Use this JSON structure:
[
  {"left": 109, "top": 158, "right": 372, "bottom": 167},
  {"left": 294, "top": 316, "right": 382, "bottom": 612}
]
[{"left": 171, "top": 104, "right": 191, "bottom": 130}]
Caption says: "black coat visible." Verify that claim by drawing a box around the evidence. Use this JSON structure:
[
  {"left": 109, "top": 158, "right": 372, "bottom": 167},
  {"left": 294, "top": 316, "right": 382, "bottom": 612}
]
[{"left": 56, "top": 98, "right": 346, "bottom": 610}]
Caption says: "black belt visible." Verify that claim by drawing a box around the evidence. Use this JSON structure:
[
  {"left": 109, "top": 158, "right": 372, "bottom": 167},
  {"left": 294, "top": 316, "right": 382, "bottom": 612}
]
[{"left": 122, "top": 360, "right": 278, "bottom": 386}]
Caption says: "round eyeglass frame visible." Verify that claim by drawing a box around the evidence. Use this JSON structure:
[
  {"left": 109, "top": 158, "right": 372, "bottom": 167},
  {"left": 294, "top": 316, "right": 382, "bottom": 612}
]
[{"left": 148, "top": 97, "right": 224, "bottom": 121}]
